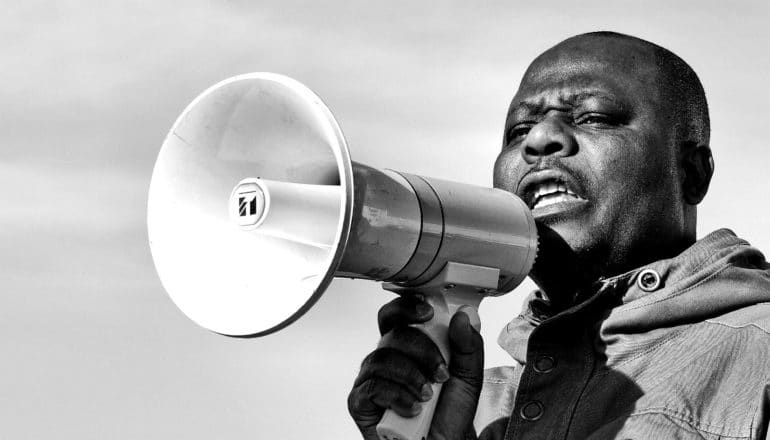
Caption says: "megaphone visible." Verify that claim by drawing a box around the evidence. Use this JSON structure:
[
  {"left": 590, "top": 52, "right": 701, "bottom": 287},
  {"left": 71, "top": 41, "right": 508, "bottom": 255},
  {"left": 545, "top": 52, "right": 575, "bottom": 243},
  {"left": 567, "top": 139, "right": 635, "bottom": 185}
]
[{"left": 147, "top": 73, "right": 537, "bottom": 440}]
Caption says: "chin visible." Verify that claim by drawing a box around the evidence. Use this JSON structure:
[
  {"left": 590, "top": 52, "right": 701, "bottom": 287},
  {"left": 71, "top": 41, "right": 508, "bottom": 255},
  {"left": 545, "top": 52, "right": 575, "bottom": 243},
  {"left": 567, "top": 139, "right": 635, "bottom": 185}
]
[
  {"left": 536, "top": 204, "right": 593, "bottom": 242},
  {"left": 535, "top": 216, "right": 603, "bottom": 262},
  {"left": 530, "top": 221, "right": 608, "bottom": 298}
]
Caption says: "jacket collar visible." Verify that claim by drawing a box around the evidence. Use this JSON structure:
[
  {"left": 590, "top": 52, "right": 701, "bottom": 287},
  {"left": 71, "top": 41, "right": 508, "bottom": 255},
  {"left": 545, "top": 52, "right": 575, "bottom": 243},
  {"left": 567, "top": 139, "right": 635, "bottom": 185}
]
[{"left": 498, "top": 229, "right": 770, "bottom": 363}]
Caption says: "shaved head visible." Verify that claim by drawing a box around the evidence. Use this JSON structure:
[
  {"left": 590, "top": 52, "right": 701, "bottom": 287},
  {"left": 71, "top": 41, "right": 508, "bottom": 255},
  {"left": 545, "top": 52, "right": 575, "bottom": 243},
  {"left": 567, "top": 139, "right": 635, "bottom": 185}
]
[{"left": 532, "top": 31, "right": 710, "bottom": 149}]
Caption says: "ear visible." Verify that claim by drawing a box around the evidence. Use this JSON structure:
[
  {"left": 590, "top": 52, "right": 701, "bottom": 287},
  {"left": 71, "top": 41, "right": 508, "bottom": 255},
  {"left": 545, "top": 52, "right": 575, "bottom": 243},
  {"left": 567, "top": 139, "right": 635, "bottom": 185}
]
[{"left": 681, "top": 143, "right": 713, "bottom": 205}]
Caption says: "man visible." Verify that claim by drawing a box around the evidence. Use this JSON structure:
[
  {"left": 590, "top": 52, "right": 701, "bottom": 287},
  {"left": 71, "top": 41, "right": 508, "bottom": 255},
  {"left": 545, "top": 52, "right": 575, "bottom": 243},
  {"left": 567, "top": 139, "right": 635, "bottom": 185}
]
[{"left": 348, "top": 32, "right": 770, "bottom": 439}]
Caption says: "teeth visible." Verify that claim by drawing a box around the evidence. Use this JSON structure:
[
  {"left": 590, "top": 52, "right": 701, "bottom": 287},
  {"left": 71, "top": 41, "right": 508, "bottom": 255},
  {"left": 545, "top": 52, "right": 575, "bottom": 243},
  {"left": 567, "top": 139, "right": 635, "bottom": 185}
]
[
  {"left": 531, "top": 180, "right": 584, "bottom": 209},
  {"left": 534, "top": 193, "right": 579, "bottom": 209}
]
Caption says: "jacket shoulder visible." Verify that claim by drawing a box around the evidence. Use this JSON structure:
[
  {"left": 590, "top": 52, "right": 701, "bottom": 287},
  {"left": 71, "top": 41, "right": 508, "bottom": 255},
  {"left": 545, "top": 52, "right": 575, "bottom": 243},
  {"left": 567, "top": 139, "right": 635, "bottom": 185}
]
[{"left": 706, "top": 302, "right": 770, "bottom": 335}]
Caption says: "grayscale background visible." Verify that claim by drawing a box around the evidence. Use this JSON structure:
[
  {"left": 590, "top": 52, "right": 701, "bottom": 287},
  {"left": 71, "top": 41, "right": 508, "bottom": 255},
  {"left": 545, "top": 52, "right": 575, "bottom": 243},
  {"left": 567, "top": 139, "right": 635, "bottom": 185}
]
[{"left": 3, "top": 1, "right": 768, "bottom": 438}]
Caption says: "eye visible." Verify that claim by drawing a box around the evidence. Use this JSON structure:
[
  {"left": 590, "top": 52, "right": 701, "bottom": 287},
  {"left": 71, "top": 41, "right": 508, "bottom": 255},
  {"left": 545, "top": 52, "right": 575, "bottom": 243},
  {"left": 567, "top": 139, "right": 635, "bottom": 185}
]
[
  {"left": 505, "top": 123, "right": 533, "bottom": 145},
  {"left": 575, "top": 113, "right": 615, "bottom": 127}
]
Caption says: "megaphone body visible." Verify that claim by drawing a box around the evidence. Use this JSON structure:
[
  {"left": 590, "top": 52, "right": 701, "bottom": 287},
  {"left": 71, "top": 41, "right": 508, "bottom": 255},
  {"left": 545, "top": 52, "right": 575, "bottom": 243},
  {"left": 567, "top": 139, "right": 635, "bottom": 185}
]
[{"left": 147, "top": 73, "right": 537, "bottom": 440}]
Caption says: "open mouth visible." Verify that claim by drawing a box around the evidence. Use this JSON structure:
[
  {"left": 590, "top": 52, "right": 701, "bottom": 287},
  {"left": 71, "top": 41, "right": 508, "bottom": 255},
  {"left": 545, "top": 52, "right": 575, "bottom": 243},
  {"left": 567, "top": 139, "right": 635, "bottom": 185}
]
[{"left": 531, "top": 178, "right": 586, "bottom": 210}]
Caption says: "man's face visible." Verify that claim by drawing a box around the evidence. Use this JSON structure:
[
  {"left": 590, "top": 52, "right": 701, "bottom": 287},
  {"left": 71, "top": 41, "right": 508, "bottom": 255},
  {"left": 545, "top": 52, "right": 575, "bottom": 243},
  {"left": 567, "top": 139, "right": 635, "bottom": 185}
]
[{"left": 494, "top": 38, "right": 687, "bottom": 274}]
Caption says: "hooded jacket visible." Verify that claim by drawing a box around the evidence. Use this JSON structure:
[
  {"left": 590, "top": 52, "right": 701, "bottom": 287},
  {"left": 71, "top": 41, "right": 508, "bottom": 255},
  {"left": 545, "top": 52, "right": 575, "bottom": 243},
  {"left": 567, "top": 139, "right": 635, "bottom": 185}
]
[{"left": 474, "top": 229, "right": 770, "bottom": 439}]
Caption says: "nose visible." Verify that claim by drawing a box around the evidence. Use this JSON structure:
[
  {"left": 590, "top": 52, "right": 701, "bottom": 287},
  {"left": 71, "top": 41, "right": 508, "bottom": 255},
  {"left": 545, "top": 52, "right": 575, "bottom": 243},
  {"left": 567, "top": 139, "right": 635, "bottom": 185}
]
[{"left": 522, "top": 116, "right": 577, "bottom": 163}]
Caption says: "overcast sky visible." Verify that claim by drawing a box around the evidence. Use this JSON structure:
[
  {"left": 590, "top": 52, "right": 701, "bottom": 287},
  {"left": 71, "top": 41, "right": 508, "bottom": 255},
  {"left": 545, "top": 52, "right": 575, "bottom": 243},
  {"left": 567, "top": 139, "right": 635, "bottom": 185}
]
[{"left": 2, "top": 1, "right": 769, "bottom": 438}]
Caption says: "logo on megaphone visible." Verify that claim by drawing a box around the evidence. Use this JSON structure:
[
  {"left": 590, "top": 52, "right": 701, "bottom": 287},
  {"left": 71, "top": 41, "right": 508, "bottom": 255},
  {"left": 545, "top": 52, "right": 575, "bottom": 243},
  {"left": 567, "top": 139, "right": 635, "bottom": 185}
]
[{"left": 147, "top": 73, "right": 537, "bottom": 440}]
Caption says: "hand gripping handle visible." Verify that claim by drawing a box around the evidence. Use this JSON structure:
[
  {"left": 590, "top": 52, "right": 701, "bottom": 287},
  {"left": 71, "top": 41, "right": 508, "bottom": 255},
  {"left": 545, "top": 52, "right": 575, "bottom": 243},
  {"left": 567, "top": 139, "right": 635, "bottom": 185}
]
[{"left": 376, "top": 293, "right": 482, "bottom": 440}]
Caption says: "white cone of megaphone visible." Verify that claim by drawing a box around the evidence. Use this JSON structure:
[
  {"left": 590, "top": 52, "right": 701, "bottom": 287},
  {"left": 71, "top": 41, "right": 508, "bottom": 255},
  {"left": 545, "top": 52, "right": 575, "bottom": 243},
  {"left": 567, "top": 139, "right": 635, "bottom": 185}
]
[{"left": 147, "top": 73, "right": 537, "bottom": 440}]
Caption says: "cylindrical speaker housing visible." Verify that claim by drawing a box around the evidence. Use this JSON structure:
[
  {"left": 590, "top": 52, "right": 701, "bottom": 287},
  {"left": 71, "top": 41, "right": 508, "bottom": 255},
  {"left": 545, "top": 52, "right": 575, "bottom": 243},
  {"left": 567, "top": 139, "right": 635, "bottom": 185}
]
[
  {"left": 398, "top": 174, "right": 537, "bottom": 293},
  {"left": 336, "top": 163, "right": 422, "bottom": 280},
  {"left": 336, "top": 164, "right": 537, "bottom": 294}
]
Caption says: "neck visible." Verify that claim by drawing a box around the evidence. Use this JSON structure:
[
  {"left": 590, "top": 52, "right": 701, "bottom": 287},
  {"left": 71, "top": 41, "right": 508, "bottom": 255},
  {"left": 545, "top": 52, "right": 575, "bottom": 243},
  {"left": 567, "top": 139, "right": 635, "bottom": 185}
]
[{"left": 530, "top": 226, "right": 696, "bottom": 310}]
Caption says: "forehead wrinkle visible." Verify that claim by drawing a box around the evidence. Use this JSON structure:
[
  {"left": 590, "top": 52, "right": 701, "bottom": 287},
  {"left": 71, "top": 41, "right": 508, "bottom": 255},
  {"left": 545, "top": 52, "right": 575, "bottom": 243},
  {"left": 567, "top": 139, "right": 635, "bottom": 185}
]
[{"left": 508, "top": 89, "right": 624, "bottom": 121}]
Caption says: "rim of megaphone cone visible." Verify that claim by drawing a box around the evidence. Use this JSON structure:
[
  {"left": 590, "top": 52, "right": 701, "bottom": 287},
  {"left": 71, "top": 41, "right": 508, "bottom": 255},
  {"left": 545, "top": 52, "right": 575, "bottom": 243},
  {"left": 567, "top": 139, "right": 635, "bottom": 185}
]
[{"left": 148, "top": 72, "right": 355, "bottom": 337}]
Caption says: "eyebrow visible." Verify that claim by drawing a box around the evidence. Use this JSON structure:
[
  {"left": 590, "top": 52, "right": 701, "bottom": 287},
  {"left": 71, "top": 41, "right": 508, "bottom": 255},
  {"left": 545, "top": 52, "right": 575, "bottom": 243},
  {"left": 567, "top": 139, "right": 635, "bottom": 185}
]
[{"left": 508, "top": 90, "right": 621, "bottom": 120}]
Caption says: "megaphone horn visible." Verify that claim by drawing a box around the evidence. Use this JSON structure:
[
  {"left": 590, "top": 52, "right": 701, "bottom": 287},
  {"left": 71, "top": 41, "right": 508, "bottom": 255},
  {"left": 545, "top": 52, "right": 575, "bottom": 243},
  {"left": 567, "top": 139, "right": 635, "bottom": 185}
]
[{"left": 147, "top": 73, "right": 537, "bottom": 440}]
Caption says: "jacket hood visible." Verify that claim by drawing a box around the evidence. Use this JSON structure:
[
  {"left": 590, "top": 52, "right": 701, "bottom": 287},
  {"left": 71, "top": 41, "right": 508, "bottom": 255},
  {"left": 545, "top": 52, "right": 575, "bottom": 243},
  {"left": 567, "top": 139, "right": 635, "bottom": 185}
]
[{"left": 498, "top": 229, "right": 770, "bottom": 364}]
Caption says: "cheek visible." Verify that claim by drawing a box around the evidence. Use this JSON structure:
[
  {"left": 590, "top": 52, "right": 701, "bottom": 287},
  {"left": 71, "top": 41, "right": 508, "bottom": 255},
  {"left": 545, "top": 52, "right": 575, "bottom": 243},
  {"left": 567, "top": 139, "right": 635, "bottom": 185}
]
[
  {"left": 492, "top": 149, "right": 522, "bottom": 191},
  {"left": 587, "top": 129, "right": 670, "bottom": 194},
  {"left": 579, "top": 137, "right": 653, "bottom": 222},
  {"left": 589, "top": 137, "right": 680, "bottom": 228}
]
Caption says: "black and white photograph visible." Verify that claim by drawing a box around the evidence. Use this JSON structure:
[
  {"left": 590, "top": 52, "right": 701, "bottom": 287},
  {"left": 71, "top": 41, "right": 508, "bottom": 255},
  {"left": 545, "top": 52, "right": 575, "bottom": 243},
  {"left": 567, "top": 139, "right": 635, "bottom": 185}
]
[{"left": 4, "top": 1, "right": 770, "bottom": 439}]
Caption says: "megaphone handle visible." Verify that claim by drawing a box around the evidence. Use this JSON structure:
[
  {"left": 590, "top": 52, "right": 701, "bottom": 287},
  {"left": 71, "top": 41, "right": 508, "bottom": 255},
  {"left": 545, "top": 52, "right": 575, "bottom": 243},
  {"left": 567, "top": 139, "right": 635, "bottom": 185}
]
[{"left": 376, "top": 292, "right": 481, "bottom": 440}]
